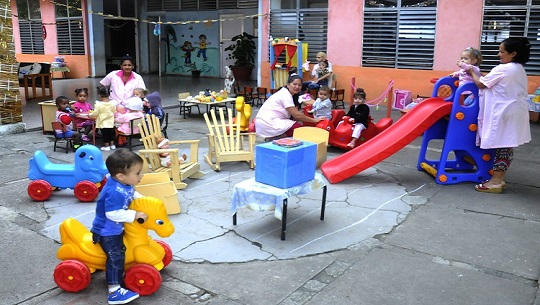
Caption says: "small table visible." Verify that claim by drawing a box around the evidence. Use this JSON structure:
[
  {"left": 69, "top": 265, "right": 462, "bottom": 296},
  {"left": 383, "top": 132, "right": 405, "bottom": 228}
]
[
  {"left": 178, "top": 97, "right": 236, "bottom": 118},
  {"left": 231, "top": 173, "right": 327, "bottom": 240},
  {"left": 50, "top": 66, "right": 70, "bottom": 79}
]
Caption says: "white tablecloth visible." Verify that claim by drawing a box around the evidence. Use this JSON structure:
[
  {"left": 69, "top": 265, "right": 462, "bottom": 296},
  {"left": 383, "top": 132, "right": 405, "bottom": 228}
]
[{"left": 231, "top": 173, "right": 326, "bottom": 220}]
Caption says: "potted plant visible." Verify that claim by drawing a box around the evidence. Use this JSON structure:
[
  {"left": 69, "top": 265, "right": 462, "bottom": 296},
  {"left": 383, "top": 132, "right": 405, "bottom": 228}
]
[
  {"left": 190, "top": 63, "right": 201, "bottom": 78},
  {"left": 224, "top": 32, "right": 256, "bottom": 82}
]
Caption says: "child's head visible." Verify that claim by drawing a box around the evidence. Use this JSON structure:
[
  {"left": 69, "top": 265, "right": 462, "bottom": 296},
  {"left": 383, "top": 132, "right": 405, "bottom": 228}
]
[
  {"left": 106, "top": 149, "right": 144, "bottom": 186},
  {"left": 353, "top": 88, "right": 366, "bottom": 105},
  {"left": 97, "top": 85, "right": 111, "bottom": 98},
  {"left": 460, "top": 47, "right": 482, "bottom": 66},
  {"left": 157, "top": 137, "right": 170, "bottom": 149},
  {"left": 55, "top": 96, "right": 70, "bottom": 111},
  {"left": 125, "top": 97, "right": 143, "bottom": 112},
  {"left": 318, "top": 86, "right": 331, "bottom": 100},
  {"left": 75, "top": 88, "right": 89, "bottom": 101},
  {"left": 134, "top": 88, "right": 148, "bottom": 98},
  {"left": 199, "top": 34, "right": 206, "bottom": 41},
  {"left": 319, "top": 60, "right": 328, "bottom": 69},
  {"left": 145, "top": 91, "right": 162, "bottom": 109}
]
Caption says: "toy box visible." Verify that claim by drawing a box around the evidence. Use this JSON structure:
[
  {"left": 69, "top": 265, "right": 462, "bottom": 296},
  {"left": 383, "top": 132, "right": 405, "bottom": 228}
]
[
  {"left": 393, "top": 89, "right": 412, "bottom": 110},
  {"left": 255, "top": 140, "right": 316, "bottom": 188}
]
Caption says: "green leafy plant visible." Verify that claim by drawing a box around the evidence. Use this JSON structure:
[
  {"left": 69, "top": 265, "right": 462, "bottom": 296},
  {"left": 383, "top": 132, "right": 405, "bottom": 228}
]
[{"left": 224, "top": 32, "right": 256, "bottom": 68}]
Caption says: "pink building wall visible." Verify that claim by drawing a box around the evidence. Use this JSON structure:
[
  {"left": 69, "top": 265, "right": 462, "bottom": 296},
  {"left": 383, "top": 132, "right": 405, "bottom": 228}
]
[{"left": 260, "top": 0, "right": 540, "bottom": 102}]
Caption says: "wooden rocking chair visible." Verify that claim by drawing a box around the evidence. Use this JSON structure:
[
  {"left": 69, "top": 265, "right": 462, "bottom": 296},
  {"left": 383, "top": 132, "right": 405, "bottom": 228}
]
[
  {"left": 203, "top": 108, "right": 256, "bottom": 171},
  {"left": 137, "top": 114, "right": 204, "bottom": 189}
]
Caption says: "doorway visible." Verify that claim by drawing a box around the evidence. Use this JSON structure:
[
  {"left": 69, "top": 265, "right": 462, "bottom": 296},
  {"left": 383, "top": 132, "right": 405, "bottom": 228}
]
[{"left": 104, "top": 19, "right": 136, "bottom": 73}]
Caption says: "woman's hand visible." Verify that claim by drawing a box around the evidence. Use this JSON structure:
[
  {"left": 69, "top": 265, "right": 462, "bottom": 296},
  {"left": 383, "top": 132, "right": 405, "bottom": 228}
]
[{"left": 348, "top": 118, "right": 355, "bottom": 123}]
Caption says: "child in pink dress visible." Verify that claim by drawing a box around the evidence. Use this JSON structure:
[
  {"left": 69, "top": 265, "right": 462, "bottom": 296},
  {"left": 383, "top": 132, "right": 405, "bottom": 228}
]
[
  {"left": 115, "top": 97, "right": 145, "bottom": 146},
  {"left": 72, "top": 88, "right": 93, "bottom": 142}
]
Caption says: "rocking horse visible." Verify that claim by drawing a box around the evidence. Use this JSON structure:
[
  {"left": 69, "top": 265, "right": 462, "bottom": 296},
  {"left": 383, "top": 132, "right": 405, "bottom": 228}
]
[{"left": 54, "top": 196, "right": 175, "bottom": 296}]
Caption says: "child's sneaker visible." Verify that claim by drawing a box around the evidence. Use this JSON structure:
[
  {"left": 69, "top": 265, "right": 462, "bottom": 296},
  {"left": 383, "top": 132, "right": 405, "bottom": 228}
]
[
  {"left": 108, "top": 287, "right": 139, "bottom": 304},
  {"left": 101, "top": 146, "right": 111, "bottom": 151},
  {"left": 110, "top": 145, "right": 117, "bottom": 150},
  {"left": 82, "top": 135, "right": 91, "bottom": 142}
]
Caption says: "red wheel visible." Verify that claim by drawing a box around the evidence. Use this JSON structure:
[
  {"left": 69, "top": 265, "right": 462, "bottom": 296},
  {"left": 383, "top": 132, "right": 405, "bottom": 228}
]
[
  {"left": 74, "top": 181, "right": 99, "bottom": 202},
  {"left": 124, "top": 264, "right": 162, "bottom": 296},
  {"left": 97, "top": 177, "right": 107, "bottom": 191},
  {"left": 53, "top": 260, "right": 91, "bottom": 292},
  {"left": 156, "top": 240, "right": 173, "bottom": 267},
  {"left": 28, "top": 180, "right": 53, "bottom": 201}
]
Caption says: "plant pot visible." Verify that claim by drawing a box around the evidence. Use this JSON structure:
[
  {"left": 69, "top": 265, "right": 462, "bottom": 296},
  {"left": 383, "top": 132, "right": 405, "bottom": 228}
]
[
  {"left": 191, "top": 70, "right": 201, "bottom": 78},
  {"left": 231, "top": 66, "right": 253, "bottom": 82}
]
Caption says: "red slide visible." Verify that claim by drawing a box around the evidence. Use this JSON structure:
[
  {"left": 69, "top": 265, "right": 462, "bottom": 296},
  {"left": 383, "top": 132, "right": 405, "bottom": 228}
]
[{"left": 321, "top": 97, "right": 453, "bottom": 184}]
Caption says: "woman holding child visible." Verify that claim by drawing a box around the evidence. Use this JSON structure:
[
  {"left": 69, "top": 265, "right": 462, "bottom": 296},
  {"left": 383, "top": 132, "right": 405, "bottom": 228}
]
[{"left": 255, "top": 75, "right": 323, "bottom": 139}]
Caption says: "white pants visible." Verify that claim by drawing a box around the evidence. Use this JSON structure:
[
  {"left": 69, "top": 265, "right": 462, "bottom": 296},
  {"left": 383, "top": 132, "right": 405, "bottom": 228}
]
[
  {"left": 351, "top": 123, "right": 366, "bottom": 139},
  {"left": 337, "top": 122, "right": 366, "bottom": 140}
]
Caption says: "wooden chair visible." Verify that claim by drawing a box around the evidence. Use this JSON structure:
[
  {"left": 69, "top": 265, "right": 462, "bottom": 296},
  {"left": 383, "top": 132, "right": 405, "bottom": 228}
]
[
  {"left": 252, "top": 87, "right": 268, "bottom": 107},
  {"left": 330, "top": 89, "right": 345, "bottom": 109},
  {"left": 203, "top": 108, "right": 256, "bottom": 171},
  {"left": 178, "top": 92, "right": 201, "bottom": 118},
  {"left": 52, "top": 122, "right": 74, "bottom": 153},
  {"left": 116, "top": 118, "right": 144, "bottom": 151},
  {"left": 243, "top": 86, "right": 254, "bottom": 106},
  {"left": 137, "top": 114, "right": 204, "bottom": 190},
  {"left": 293, "top": 127, "right": 329, "bottom": 168}
]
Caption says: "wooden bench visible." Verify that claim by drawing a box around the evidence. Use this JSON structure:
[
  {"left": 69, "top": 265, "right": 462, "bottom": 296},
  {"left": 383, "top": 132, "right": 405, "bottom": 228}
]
[{"left": 18, "top": 62, "right": 53, "bottom": 101}]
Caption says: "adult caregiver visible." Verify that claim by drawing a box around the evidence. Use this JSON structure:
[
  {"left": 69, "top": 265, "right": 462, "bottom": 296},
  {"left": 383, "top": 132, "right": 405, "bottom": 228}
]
[
  {"left": 467, "top": 37, "right": 531, "bottom": 194},
  {"left": 255, "top": 75, "right": 323, "bottom": 138},
  {"left": 100, "top": 55, "right": 146, "bottom": 107}
]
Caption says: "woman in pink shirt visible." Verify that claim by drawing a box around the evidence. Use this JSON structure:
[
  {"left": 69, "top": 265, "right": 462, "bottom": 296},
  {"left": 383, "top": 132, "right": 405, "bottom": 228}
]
[
  {"left": 255, "top": 75, "right": 322, "bottom": 139},
  {"left": 467, "top": 37, "right": 531, "bottom": 193},
  {"left": 100, "top": 55, "right": 146, "bottom": 107}
]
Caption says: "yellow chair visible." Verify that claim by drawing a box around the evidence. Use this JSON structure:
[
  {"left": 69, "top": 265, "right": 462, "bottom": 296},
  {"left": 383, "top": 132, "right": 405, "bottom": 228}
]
[
  {"left": 293, "top": 126, "right": 329, "bottom": 168},
  {"left": 137, "top": 114, "right": 204, "bottom": 190},
  {"left": 136, "top": 172, "right": 180, "bottom": 215},
  {"left": 203, "top": 108, "right": 256, "bottom": 171}
]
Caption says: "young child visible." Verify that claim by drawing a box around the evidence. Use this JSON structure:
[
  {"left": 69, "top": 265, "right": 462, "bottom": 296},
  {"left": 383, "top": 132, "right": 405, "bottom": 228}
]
[
  {"left": 156, "top": 137, "right": 187, "bottom": 167},
  {"left": 115, "top": 97, "right": 144, "bottom": 138},
  {"left": 143, "top": 91, "right": 165, "bottom": 124},
  {"left": 55, "top": 96, "right": 83, "bottom": 150},
  {"left": 90, "top": 85, "right": 117, "bottom": 151},
  {"left": 343, "top": 88, "right": 370, "bottom": 148},
  {"left": 72, "top": 88, "right": 93, "bottom": 142},
  {"left": 133, "top": 87, "right": 148, "bottom": 103},
  {"left": 90, "top": 149, "right": 147, "bottom": 305},
  {"left": 307, "top": 59, "right": 331, "bottom": 90},
  {"left": 451, "top": 47, "right": 482, "bottom": 106},
  {"left": 308, "top": 85, "right": 332, "bottom": 120}
]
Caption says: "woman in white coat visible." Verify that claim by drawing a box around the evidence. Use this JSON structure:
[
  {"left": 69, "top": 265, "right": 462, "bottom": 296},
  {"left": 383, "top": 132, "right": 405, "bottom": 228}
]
[{"left": 468, "top": 37, "right": 531, "bottom": 193}]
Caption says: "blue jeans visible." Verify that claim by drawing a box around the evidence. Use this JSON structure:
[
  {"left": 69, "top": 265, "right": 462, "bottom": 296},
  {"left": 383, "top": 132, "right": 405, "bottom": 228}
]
[{"left": 98, "top": 234, "right": 126, "bottom": 286}]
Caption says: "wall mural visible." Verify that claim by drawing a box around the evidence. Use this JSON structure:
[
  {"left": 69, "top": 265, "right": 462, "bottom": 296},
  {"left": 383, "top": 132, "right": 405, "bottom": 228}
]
[{"left": 162, "top": 20, "right": 220, "bottom": 78}]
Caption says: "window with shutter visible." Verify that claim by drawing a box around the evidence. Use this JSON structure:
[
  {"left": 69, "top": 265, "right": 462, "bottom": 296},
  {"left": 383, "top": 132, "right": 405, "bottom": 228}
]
[
  {"left": 481, "top": 1, "right": 540, "bottom": 75},
  {"left": 17, "top": 0, "right": 44, "bottom": 54},
  {"left": 363, "top": 0, "right": 437, "bottom": 70},
  {"left": 55, "top": 0, "right": 85, "bottom": 55}
]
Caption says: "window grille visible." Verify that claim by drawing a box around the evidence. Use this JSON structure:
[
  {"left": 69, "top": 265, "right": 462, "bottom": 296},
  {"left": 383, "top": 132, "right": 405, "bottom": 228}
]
[
  {"left": 56, "top": 0, "right": 85, "bottom": 55},
  {"left": 17, "top": 0, "right": 44, "bottom": 54},
  {"left": 363, "top": 0, "right": 437, "bottom": 70},
  {"left": 481, "top": 1, "right": 540, "bottom": 75}
]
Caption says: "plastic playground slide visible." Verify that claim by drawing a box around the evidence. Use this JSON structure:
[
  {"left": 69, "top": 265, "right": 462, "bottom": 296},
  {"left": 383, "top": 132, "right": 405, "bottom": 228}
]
[{"left": 321, "top": 97, "right": 453, "bottom": 183}]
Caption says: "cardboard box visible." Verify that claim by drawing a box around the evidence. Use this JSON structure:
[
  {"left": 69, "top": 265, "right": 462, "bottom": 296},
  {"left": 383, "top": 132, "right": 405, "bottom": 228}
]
[{"left": 255, "top": 140, "right": 316, "bottom": 188}]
